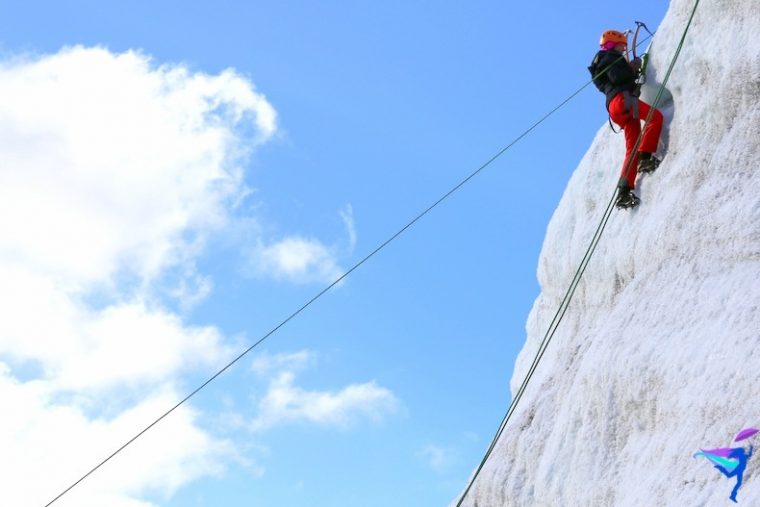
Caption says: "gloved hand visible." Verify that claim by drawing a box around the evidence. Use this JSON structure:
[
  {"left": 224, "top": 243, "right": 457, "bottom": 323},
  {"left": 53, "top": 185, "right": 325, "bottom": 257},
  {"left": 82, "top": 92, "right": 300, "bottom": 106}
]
[{"left": 630, "top": 57, "right": 643, "bottom": 74}]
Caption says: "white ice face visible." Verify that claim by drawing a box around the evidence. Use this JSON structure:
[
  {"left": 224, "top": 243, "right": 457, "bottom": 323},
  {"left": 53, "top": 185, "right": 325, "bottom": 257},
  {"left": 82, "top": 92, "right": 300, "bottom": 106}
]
[{"left": 457, "top": 0, "right": 760, "bottom": 505}]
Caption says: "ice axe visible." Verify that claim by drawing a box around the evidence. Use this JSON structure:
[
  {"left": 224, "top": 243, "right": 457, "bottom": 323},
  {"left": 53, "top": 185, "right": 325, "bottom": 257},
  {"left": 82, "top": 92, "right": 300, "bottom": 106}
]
[{"left": 632, "top": 20, "right": 654, "bottom": 85}]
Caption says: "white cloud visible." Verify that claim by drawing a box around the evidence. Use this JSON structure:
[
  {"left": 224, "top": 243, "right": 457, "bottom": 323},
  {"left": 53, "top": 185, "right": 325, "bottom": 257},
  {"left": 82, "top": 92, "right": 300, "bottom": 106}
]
[
  {"left": 251, "top": 236, "right": 344, "bottom": 284},
  {"left": 0, "top": 268, "right": 236, "bottom": 394},
  {"left": 0, "top": 370, "right": 238, "bottom": 507},
  {"left": 0, "top": 46, "right": 381, "bottom": 507},
  {"left": 0, "top": 46, "right": 277, "bottom": 506},
  {"left": 340, "top": 204, "right": 357, "bottom": 253},
  {"left": 250, "top": 350, "right": 317, "bottom": 376},
  {"left": 250, "top": 372, "right": 400, "bottom": 432},
  {"left": 166, "top": 270, "right": 214, "bottom": 312},
  {"left": 417, "top": 444, "right": 457, "bottom": 472},
  {"left": 248, "top": 350, "right": 401, "bottom": 432},
  {"left": 245, "top": 203, "right": 357, "bottom": 285},
  {"left": 0, "top": 45, "right": 276, "bottom": 290}
]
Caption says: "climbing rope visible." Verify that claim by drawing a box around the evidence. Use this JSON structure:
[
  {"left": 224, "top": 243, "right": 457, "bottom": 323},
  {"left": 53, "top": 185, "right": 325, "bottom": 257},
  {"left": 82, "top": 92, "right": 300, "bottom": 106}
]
[
  {"left": 454, "top": 2, "right": 701, "bottom": 505},
  {"left": 44, "top": 22, "right": 661, "bottom": 507}
]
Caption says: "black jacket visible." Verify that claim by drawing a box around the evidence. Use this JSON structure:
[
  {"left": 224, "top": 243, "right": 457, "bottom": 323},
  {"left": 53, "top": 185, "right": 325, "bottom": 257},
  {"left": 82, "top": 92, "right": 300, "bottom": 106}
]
[{"left": 589, "top": 50, "right": 637, "bottom": 108}]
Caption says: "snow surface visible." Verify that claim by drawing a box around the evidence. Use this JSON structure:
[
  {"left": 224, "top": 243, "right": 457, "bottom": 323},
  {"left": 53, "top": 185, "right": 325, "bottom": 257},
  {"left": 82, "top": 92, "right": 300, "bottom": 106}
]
[{"left": 455, "top": 0, "right": 760, "bottom": 505}]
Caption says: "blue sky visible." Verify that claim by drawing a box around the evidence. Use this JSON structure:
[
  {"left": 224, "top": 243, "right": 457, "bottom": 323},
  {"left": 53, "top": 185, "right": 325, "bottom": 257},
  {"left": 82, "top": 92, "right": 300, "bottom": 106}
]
[{"left": 0, "top": 2, "right": 667, "bottom": 506}]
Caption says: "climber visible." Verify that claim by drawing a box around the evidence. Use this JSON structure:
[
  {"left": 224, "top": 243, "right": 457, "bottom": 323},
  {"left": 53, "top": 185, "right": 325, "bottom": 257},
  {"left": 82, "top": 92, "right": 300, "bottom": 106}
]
[
  {"left": 714, "top": 446, "right": 753, "bottom": 503},
  {"left": 588, "top": 29, "right": 664, "bottom": 209}
]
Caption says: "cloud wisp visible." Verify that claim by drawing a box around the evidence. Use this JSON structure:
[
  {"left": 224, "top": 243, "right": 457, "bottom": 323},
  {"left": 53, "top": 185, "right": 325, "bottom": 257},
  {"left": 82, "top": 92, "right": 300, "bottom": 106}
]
[
  {"left": 417, "top": 444, "right": 457, "bottom": 472},
  {"left": 340, "top": 203, "right": 358, "bottom": 253}
]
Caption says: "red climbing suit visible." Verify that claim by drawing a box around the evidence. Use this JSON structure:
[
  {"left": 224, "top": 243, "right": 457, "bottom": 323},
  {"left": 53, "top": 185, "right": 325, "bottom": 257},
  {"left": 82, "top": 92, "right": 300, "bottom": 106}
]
[{"left": 608, "top": 92, "right": 663, "bottom": 188}]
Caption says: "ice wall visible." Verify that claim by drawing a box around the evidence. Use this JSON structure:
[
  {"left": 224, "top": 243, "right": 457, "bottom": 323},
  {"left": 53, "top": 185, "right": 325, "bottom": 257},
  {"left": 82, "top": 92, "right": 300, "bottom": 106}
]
[{"left": 457, "top": 0, "right": 760, "bottom": 505}]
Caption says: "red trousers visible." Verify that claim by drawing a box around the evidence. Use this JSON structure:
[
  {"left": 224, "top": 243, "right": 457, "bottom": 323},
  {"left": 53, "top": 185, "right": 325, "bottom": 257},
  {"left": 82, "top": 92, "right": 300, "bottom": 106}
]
[{"left": 608, "top": 92, "right": 663, "bottom": 188}]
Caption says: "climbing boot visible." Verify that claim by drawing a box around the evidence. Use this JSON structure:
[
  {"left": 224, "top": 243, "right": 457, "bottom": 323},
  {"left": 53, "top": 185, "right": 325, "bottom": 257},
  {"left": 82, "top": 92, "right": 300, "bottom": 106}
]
[
  {"left": 615, "top": 186, "right": 641, "bottom": 209},
  {"left": 637, "top": 153, "right": 661, "bottom": 174}
]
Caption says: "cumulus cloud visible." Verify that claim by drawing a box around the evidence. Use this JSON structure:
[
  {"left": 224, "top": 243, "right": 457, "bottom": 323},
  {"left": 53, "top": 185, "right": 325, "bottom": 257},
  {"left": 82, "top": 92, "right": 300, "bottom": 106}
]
[
  {"left": 0, "top": 45, "right": 276, "bottom": 290},
  {"left": 0, "top": 44, "right": 373, "bottom": 507},
  {"left": 0, "top": 46, "right": 277, "bottom": 506},
  {"left": 245, "top": 203, "right": 356, "bottom": 285},
  {"left": 250, "top": 373, "right": 400, "bottom": 432},
  {"left": 0, "top": 373, "right": 238, "bottom": 507},
  {"left": 0, "top": 272, "right": 233, "bottom": 391},
  {"left": 251, "top": 236, "right": 344, "bottom": 284},
  {"left": 249, "top": 350, "right": 401, "bottom": 432}
]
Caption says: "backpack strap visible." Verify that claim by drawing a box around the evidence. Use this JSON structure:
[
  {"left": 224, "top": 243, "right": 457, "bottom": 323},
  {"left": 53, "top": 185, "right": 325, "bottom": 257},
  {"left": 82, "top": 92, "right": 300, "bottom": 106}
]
[{"left": 588, "top": 53, "right": 608, "bottom": 93}]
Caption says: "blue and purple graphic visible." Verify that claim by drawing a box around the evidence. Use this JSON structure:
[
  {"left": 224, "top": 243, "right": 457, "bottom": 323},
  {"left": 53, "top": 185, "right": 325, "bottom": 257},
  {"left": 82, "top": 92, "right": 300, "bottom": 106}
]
[{"left": 694, "top": 427, "right": 757, "bottom": 503}]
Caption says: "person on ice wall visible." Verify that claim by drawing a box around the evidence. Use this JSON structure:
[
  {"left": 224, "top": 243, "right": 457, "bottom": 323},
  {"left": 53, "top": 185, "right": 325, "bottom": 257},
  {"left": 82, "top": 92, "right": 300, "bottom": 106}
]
[{"left": 588, "top": 29, "right": 663, "bottom": 209}]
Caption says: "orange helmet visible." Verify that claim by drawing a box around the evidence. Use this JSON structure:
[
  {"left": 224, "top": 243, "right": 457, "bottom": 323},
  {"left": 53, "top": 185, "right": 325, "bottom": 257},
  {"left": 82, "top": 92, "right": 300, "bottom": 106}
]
[{"left": 599, "top": 30, "right": 628, "bottom": 47}]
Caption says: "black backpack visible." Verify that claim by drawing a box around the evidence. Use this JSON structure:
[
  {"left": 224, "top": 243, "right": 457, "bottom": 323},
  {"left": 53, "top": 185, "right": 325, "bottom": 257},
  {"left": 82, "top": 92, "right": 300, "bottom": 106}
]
[{"left": 588, "top": 52, "right": 610, "bottom": 94}]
